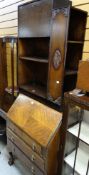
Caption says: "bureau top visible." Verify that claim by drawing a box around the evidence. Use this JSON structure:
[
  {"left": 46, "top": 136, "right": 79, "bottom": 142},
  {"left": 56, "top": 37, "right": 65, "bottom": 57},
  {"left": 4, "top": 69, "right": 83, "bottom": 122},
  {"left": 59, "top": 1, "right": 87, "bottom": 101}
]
[{"left": 7, "top": 94, "right": 62, "bottom": 147}]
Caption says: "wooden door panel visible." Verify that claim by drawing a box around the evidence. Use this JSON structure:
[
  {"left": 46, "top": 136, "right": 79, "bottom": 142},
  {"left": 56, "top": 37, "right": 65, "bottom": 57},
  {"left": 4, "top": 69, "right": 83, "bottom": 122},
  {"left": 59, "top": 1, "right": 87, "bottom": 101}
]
[{"left": 48, "top": 8, "right": 69, "bottom": 102}]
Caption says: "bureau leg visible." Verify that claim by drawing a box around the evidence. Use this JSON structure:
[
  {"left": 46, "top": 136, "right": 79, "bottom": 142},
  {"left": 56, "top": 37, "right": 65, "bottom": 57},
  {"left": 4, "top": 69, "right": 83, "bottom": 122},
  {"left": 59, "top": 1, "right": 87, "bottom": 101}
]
[{"left": 8, "top": 152, "right": 14, "bottom": 166}]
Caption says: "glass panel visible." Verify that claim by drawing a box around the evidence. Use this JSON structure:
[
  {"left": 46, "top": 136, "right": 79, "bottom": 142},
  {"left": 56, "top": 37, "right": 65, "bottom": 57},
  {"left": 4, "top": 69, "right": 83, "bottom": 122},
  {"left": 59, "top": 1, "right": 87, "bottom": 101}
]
[{"left": 63, "top": 105, "right": 89, "bottom": 175}]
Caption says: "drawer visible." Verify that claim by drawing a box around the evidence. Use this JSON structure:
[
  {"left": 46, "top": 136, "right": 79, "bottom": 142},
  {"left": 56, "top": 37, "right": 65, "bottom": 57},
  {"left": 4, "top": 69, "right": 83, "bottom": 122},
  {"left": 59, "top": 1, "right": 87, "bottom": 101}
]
[
  {"left": 7, "top": 120, "right": 45, "bottom": 157},
  {"left": 7, "top": 128, "right": 45, "bottom": 171},
  {"left": 7, "top": 139, "right": 44, "bottom": 175}
]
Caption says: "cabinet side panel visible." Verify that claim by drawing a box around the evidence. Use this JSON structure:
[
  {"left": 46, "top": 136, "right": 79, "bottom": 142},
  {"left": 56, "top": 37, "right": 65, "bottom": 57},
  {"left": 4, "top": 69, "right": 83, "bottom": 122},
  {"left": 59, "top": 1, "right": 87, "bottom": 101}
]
[
  {"left": 48, "top": 8, "right": 69, "bottom": 101},
  {"left": 45, "top": 130, "right": 60, "bottom": 175},
  {"left": 0, "top": 39, "right": 7, "bottom": 106}
]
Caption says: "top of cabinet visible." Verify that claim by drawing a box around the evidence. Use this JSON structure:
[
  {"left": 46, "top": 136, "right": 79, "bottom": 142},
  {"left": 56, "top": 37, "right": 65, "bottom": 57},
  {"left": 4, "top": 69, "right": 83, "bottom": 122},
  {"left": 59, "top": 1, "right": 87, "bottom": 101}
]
[
  {"left": 65, "top": 92, "right": 89, "bottom": 110},
  {"left": 7, "top": 94, "right": 62, "bottom": 147},
  {"left": 18, "top": 0, "right": 70, "bottom": 38}
]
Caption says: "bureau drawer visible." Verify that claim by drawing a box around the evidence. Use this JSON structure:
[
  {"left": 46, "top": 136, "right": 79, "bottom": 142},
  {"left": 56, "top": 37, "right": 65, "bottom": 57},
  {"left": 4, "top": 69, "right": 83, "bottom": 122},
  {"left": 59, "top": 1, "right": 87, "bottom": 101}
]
[
  {"left": 7, "top": 128, "right": 44, "bottom": 171},
  {"left": 7, "top": 139, "right": 44, "bottom": 175},
  {"left": 7, "top": 120, "right": 45, "bottom": 157}
]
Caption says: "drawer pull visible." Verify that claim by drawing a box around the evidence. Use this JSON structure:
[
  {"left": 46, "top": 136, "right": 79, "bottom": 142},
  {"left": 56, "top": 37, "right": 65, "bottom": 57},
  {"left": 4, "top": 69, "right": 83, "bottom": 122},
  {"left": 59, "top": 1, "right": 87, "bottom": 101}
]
[
  {"left": 31, "top": 166, "right": 35, "bottom": 174},
  {"left": 11, "top": 137, "right": 14, "bottom": 142},
  {"left": 32, "top": 143, "right": 36, "bottom": 151},
  {"left": 31, "top": 155, "right": 35, "bottom": 162}
]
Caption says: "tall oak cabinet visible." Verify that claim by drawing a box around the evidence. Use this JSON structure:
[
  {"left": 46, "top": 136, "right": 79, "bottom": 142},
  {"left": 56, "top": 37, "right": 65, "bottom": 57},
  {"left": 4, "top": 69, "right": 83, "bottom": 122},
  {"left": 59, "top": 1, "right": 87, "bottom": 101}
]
[{"left": 18, "top": 0, "right": 87, "bottom": 106}]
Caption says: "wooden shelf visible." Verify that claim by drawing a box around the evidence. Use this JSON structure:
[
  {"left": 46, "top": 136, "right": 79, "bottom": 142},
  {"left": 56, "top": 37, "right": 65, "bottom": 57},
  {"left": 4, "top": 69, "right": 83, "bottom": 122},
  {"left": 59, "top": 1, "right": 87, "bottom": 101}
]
[
  {"left": 20, "top": 56, "right": 48, "bottom": 63},
  {"left": 68, "top": 121, "right": 89, "bottom": 145},
  {"left": 68, "top": 40, "right": 84, "bottom": 44},
  {"left": 20, "top": 84, "right": 47, "bottom": 99},
  {"left": 65, "top": 70, "right": 77, "bottom": 76},
  {"left": 64, "top": 147, "right": 89, "bottom": 175}
]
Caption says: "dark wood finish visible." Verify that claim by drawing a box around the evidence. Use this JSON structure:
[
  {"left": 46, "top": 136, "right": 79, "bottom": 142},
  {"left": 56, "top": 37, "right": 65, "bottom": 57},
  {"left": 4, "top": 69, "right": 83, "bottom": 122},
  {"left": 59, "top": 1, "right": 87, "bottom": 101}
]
[
  {"left": 76, "top": 60, "right": 89, "bottom": 92},
  {"left": 18, "top": 0, "right": 87, "bottom": 106},
  {"left": 7, "top": 94, "right": 62, "bottom": 175},
  {"left": 20, "top": 84, "right": 47, "bottom": 99},
  {"left": 18, "top": 0, "right": 52, "bottom": 38},
  {"left": 0, "top": 109, "right": 7, "bottom": 136},
  {"left": 48, "top": 7, "right": 69, "bottom": 102},
  {"left": 0, "top": 38, "right": 7, "bottom": 107}
]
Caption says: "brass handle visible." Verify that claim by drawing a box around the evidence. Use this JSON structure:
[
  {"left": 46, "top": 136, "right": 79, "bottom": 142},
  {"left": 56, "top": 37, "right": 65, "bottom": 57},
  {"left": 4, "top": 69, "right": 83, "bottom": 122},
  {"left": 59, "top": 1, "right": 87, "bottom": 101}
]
[
  {"left": 13, "top": 128, "right": 16, "bottom": 132},
  {"left": 11, "top": 137, "right": 14, "bottom": 142},
  {"left": 31, "top": 166, "right": 35, "bottom": 174},
  {"left": 31, "top": 155, "right": 35, "bottom": 162},
  {"left": 32, "top": 143, "right": 36, "bottom": 151}
]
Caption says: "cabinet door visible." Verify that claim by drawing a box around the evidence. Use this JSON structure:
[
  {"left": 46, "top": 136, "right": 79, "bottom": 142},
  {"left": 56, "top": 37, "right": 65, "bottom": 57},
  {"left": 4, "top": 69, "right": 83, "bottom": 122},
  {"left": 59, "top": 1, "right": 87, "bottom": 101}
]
[{"left": 48, "top": 7, "right": 70, "bottom": 103}]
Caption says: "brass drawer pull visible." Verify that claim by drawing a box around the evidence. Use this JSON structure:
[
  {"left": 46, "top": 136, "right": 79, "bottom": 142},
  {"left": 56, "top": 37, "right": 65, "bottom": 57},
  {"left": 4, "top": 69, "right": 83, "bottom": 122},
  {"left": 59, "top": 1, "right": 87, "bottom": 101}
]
[
  {"left": 31, "top": 155, "right": 35, "bottom": 162},
  {"left": 11, "top": 137, "right": 14, "bottom": 142},
  {"left": 32, "top": 143, "right": 36, "bottom": 151},
  {"left": 31, "top": 166, "right": 35, "bottom": 174}
]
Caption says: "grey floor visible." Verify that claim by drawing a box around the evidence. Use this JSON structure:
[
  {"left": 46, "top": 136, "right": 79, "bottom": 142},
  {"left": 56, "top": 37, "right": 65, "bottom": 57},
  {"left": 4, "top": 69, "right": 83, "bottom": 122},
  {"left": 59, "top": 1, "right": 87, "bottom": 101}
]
[{"left": 0, "top": 137, "right": 31, "bottom": 175}]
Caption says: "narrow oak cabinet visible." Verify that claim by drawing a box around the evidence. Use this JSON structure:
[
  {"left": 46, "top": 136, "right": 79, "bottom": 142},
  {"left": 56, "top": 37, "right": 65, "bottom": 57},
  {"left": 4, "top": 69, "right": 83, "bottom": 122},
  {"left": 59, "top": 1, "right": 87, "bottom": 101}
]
[{"left": 18, "top": 0, "right": 87, "bottom": 106}]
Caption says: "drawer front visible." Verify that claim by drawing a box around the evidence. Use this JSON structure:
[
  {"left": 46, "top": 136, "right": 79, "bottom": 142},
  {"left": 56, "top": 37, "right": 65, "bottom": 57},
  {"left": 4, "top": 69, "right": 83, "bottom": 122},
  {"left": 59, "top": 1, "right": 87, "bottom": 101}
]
[
  {"left": 7, "top": 128, "right": 44, "bottom": 171},
  {"left": 7, "top": 120, "right": 44, "bottom": 157},
  {"left": 7, "top": 139, "right": 44, "bottom": 175}
]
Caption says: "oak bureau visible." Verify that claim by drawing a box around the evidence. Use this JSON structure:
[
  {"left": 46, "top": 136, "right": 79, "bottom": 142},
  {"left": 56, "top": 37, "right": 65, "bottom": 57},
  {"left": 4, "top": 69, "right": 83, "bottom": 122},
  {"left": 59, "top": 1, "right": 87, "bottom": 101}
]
[{"left": 7, "top": 94, "right": 62, "bottom": 175}]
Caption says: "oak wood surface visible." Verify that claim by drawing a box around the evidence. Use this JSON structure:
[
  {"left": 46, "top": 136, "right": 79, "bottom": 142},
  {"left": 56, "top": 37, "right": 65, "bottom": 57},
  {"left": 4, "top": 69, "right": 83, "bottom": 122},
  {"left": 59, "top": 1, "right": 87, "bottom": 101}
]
[
  {"left": 7, "top": 139, "right": 44, "bottom": 175},
  {"left": 76, "top": 60, "right": 89, "bottom": 92},
  {"left": 7, "top": 94, "right": 62, "bottom": 147}
]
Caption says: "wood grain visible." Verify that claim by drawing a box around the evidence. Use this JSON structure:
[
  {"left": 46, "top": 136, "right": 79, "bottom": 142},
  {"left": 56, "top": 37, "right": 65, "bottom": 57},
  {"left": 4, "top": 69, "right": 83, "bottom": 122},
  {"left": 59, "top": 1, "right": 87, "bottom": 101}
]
[
  {"left": 76, "top": 60, "right": 89, "bottom": 91},
  {"left": 7, "top": 94, "right": 62, "bottom": 147}
]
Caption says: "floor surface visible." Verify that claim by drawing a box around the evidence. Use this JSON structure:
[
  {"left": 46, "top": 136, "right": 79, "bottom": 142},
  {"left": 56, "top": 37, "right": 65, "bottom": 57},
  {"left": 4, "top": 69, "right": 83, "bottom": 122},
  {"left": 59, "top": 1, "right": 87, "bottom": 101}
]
[{"left": 0, "top": 137, "right": 30, "bottom": 175}]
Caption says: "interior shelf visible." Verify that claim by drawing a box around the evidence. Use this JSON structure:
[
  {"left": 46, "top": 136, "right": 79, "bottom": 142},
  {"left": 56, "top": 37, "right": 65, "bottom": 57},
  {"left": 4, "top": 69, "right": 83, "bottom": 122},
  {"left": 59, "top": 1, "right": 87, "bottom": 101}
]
[
  {"left": 65, "top": 70, "right": 77, "bottom": 76},
  {"left": 64, "top": 147, "right": 89, "bottom": 175},
  {"left": 68, "top": 40, "right": 84, "bottom": 44},
  {"left": 19, "top": 84, "right": 47, "bottom": 99},
  {"left": 20, "top": 56, "right": 48, "bottom": 63},
  {"left": 68, "top": 122, "right": 89, "bottom": 145}
]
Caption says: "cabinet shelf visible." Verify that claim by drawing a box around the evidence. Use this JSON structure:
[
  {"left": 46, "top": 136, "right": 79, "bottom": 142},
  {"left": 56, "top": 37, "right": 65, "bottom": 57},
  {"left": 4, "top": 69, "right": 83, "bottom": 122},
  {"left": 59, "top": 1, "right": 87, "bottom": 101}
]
[
  {"left": 65, "top": 70, "right": 77, "bottom": 76},
  {"left": 68, "top": 122, "right": 89, "bottom": 145},
  {"left": 19, "top": 56, "right": 48, "bottom": 63},
  {"left": 68, "top": 40, "right": 84, "bottom": 44},
  {"left": 19, "top": 84, "right": 47, "bottom": 99},
  {"left": 64, "top": 147, "right": 89, "bottom": 175}
]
